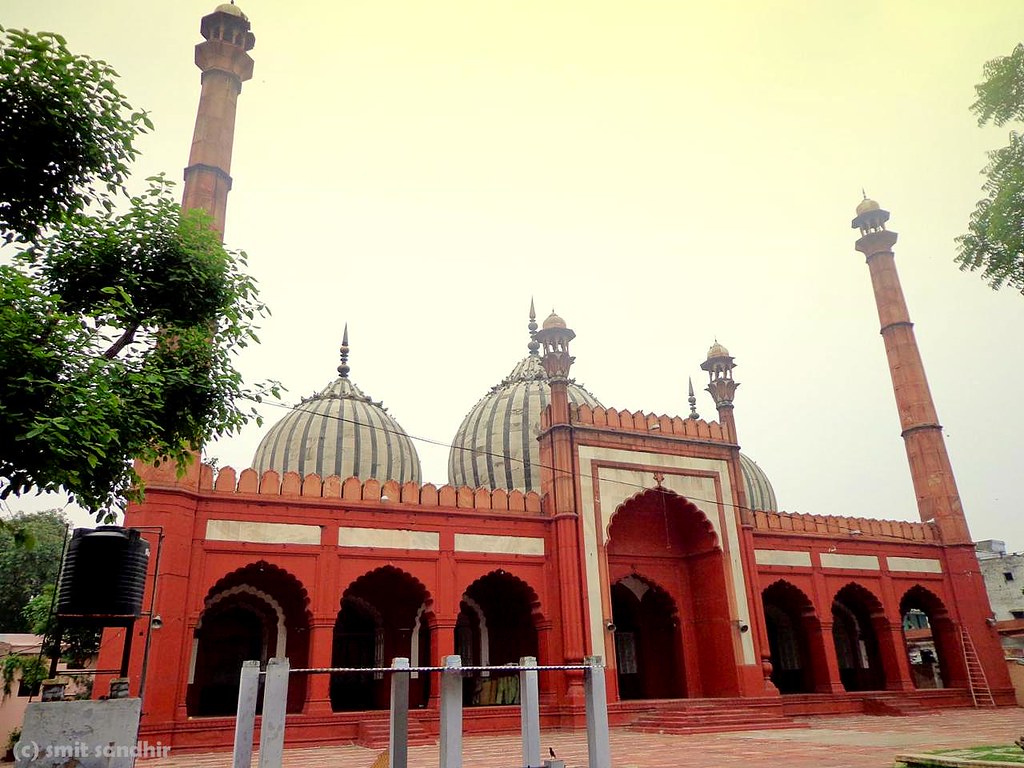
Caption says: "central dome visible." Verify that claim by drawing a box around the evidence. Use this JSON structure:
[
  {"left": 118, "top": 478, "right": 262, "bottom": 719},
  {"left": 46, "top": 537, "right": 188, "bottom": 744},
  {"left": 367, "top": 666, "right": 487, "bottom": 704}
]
[
  {"left": 252, "top": 331, "right": 421, "bottom": 483},
  {"left": 448, "top": 308, "right": 602, "bottom": 492}
]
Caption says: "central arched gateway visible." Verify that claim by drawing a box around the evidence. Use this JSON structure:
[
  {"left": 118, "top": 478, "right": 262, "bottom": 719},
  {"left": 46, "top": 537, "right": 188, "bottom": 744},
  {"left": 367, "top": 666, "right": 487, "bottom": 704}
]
[{"left": 606, "top": 487, "right": 738, "bottom": 698}]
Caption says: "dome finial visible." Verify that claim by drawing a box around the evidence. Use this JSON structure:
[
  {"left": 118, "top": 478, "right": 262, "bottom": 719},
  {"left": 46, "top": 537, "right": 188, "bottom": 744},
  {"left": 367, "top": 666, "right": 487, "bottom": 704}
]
[
  {"left": 527, "top": 297, "right": 540, "bottom": 356},
  {"left": 687, "top": 377, "right": 700, "bottom": 420},
  {"left": 338, "top": 324, "right": 351, "bottom": 378}
]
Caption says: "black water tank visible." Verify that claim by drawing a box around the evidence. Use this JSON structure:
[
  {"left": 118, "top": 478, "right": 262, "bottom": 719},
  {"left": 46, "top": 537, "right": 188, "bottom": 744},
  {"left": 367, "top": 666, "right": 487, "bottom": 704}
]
[{"left": 57, "top": 526, "right": 151, "bottom": 626}]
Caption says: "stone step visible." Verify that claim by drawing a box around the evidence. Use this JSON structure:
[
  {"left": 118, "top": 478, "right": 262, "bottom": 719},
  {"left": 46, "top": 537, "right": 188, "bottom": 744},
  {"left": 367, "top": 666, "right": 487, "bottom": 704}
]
[{"left": 354, "top": 719, "right": 435, "bottom": 749}]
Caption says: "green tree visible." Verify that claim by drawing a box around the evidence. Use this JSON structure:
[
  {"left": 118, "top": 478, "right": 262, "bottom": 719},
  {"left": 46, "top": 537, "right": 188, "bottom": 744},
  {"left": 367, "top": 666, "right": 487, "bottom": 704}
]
[
  {"left": 0, "top": 26, "right": 149, "bottom": 243},
  {"left": 0, "top": 30, "right": 275, "bottom": 516},
  {"left": 0, "top": 510, "right": 68, "bottom": 632},
  {"left": 23, "top": 585, "right": 100, "bottom": 669},
  {"left": 957, "top": 43, "right": 1024, "bottom": 293}
]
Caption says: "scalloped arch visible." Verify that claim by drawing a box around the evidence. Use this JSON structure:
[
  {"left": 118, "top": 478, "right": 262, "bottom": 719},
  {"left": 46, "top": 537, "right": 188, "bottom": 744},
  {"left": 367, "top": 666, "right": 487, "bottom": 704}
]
[
  {"left": 342, "top": 564, "right": 433, "bottom": 608},
  {"left": 463, "top": 568, "right": 545, "bottom": 622},
  {"left": 204, "top": 559, "right": 312, "bottom": 622},
  {"left": 833, "top": 581, "right": 885, "bottom": 616},
  {"left": 607, "top": 486, "right": 720, "bottom": 550},
  {"left": 898, "top": 583, "right": 950, "bottom": 619}
]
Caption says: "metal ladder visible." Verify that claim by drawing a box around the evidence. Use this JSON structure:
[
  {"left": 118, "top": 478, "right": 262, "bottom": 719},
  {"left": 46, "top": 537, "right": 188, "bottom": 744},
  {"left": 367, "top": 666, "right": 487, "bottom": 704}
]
[{"left": 960, "top": 626, "right": 996, "bottom": 707}]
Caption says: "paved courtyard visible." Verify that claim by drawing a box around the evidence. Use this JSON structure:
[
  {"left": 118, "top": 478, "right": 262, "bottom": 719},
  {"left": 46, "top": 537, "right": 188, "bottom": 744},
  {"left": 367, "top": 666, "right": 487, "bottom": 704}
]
[{"left": 147, "top": 709, "right": 1024, "bottom": 768}]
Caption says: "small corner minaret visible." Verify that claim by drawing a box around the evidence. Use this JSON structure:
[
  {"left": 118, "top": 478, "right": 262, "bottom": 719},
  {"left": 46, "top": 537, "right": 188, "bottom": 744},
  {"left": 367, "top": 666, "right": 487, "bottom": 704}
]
[
  {"left": 182, "top": 2, "right": 256, "bottom": 237},
  {"left": 535, "top": 310, "right": 576, "bottom": 425},
  {"left": 701, "top": 341, "right": 739, "bottom": 441},
  {"left": 852, "top": 196, "right": 971, "bottom": 543}
]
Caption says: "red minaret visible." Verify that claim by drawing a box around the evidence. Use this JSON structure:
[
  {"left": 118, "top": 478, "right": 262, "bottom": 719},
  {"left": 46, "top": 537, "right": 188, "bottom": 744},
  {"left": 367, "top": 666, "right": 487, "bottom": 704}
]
[
  {"left": 536, "top": 312, "right": 588, "bottom": 703},
  {"left": 181, "top": 2, "right": 255, "bottom": 235},
  {"left": 852, "top": 198, "right": 971, "bottom": 544},
  {"left": 701, "top": 341, "right": 739, "bottom": 443}
]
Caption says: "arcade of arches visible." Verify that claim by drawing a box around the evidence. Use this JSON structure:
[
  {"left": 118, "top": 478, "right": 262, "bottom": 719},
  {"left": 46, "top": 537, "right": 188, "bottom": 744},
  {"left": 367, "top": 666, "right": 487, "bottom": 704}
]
[
  {"left": 186, "top": 557, "right": 972, "bottom": 719},
  {"left": 760, "top": 580, "right": 966, "bottom": 695},
  {"left": 188, "top": 563, "right": 546, "bottom": 717}
]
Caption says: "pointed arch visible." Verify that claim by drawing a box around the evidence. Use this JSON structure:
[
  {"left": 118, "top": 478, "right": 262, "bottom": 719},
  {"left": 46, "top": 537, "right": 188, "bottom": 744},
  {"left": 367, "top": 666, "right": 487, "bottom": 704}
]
[
  {"left": 762, "top": 580, "right": 827, "bottom": 694},
  {"left": 459, "top": 569, "right": 544, "bottom": 706},
  {"left": 332, "top": 566, "right": 433, "bottom": 712},
  {"left": 899, "top": 584, "right": 962, "bottom": 689},
  {"left": 189, "top": 561, "right": 311, "bottom": 717},
  {"left": 204, "top": 560, "right": 313, "bottom": 622},
  {"left": 611, "top": 573, "right": 685, "bottom": 700},
  {"left": 606, "top": 487, "right": 719, "bottom": 552},
  {"left": 831, "top": 582, "right": 886, "bottom": 691}
]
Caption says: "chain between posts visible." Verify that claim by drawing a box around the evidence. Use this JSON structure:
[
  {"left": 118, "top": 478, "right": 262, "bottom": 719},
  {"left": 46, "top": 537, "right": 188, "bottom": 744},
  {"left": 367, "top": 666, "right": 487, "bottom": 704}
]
[{"left": 284, "top": 663, "right": 602, "bottom": 674}]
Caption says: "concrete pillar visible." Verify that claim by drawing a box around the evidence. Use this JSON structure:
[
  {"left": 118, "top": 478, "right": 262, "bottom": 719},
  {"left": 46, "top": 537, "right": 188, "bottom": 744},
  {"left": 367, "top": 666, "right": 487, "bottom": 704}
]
[
  {"left": 519, "top": 657, "right": 541, "bottom": 768},
  {"left": 584, "top": 657, "right": 611, "bottom": 768},
  {"left": 232, "top": 660, "right": 260, "bottom": 768},
  {"left": 389, "top": 658, "right": 410, "bottom": 768},
  {"left": 439, "top": 656, "right": 463, "bottom": 768},
  {"left": 257, "top": 657, "right": 289, "bottom": 768}
]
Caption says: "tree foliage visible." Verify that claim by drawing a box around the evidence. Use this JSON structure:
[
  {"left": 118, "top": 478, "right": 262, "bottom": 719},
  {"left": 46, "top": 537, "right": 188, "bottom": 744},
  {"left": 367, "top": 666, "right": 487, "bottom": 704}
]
[
  {"left": 957, "top": 43, "right": 1024, "bottom": 293},
  {"left": 0, "top": 30, "right": 275, "bottom": 516},
  {"left": 0, "top": 26, "right": 150, "bottom": 243},
  {"left": 23, "top": 585, "right": 100, "bottom": 669},
  {"left": 1, "top": 179, "right": 275, "bottom": 515},
  {"left": 0, "top": 510, "right": 68, "bottom": 633}
]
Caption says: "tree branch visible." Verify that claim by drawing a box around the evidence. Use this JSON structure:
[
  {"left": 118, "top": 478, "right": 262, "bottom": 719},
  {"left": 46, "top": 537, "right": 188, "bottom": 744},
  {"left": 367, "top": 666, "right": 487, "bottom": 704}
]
[{"left": 103, "top": 323, "right": 139, "bottom": 359}]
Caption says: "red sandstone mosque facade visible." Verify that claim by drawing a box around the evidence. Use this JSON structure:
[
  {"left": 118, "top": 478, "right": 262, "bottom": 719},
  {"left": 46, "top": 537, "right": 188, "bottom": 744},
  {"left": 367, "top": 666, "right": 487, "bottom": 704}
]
[{"left": 95, "top": 4, "right": 1014, "bottom": 750}]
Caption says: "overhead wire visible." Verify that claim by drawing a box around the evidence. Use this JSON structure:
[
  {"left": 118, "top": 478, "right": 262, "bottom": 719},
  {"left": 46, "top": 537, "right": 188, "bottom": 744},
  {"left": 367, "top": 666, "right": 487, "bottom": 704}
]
[{"left": 242, "top": 397, "right": 933, "bottom": 545}]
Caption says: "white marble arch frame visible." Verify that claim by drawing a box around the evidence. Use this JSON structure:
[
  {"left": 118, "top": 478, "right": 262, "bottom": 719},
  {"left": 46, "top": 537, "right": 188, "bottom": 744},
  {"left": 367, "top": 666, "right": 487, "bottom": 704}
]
[{"left": 189, "top": 585, "right": 287, "bottom": 684}]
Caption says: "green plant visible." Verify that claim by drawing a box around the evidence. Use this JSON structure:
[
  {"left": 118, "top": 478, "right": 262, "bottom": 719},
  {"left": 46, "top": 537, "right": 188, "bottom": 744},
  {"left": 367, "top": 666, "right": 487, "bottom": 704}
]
[{"left": 1, "top": 654, "right": 47, "bottom": 700}]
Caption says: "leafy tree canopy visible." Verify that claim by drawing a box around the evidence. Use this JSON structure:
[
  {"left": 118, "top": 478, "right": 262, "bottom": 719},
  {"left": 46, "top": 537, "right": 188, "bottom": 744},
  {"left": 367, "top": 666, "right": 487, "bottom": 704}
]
[
  {"left": 0, "top": 29, "right": 276, "bottom": 516},
  {"left": 0, "top": 510, "right": 68, "bottom": 633},
  {"left": 957, "top": 43, "right": 1024, "bottom": 294},
  {"left": 0, "top": 26, "right": 150, "bottom": 243}
]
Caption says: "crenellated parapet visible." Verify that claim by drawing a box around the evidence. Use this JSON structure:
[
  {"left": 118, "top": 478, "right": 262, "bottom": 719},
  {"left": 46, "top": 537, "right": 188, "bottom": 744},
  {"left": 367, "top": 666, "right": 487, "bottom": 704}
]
[
  {"left": 546, "top": 403, "right": 728, "bottom": 441},
  {"left": 138, "top": 460, "right": 543, "bottom": 514},
  {"left": 752, "top": 509, "right": 938, "bottom": 543}
]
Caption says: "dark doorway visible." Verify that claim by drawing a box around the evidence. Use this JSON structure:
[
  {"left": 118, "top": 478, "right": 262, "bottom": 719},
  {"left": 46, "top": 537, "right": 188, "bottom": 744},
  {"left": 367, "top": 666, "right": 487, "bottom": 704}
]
[
  {"left": 832, "top": 584, "right": 886, "bottom": 692},
  {"left": 611, "top": 576, "right": 685, "bottom": 700}
]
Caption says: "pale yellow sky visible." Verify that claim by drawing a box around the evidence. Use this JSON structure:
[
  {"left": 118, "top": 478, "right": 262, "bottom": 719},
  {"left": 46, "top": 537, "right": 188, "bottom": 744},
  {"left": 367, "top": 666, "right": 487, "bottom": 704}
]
[{"left": 3, "top": 1, "right": 1024, "bottom": 548}]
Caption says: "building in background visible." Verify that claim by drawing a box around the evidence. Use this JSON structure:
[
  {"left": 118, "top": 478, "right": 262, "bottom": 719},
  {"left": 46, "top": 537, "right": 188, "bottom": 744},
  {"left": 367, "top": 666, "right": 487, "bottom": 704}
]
[{"left": 94, "top": 3, "right": 1014, "bottom": 751}]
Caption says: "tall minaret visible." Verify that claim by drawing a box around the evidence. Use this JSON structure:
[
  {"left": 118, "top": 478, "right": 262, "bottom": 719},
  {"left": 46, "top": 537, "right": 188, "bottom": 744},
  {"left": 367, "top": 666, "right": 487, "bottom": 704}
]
[
  {"left": 852, "top": 198, "right": 970, "bottom": 544},
  {"left": 181, "top": 2, "right": 255, "bottom": 236}
]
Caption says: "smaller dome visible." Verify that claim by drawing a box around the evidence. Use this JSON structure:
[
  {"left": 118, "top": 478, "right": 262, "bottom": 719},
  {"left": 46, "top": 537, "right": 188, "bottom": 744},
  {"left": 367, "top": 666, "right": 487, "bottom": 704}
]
[
  {"left": 739, "top": 453, "right": 778, "bottom": 513},
  {"left": 542, "top": 311, "right": 566, "bottom": 330},
  {"left": 215, "top": 3, "right": 246, "bottom": 18},
  {"left": 856, "top": 197, "right": 880, "bottom": 216},
  {"left": 707, "top": 341, "right": 730, "bottom": 359}
]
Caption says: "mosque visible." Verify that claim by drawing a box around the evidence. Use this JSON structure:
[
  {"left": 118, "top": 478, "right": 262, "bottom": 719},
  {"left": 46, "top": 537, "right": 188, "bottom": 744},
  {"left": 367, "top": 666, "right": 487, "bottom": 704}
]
[{"left": 95, "top": 3, "right": 1013, "bottom": 751}]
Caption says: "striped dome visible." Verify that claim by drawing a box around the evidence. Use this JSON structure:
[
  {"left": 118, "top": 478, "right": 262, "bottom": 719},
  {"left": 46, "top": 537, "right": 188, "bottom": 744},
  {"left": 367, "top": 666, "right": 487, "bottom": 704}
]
[
  {"left": 448, "top": 353, "right": 602, "bottom": 493},
  {"left": 252, "top": 338, "right": 420, "bottom": 483},
  {"left": 739, "top": 453, "right": 777, "bottom": 512}
]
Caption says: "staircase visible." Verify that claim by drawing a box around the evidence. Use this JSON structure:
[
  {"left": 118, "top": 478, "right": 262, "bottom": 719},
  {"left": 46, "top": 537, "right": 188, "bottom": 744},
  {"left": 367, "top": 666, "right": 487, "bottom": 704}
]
[
  {"left": 861, "top": 693, "right": 928, "bottom": 716},
  {"left": 961, "top": 627, "right": 996, "bottom": 708},
  {"left": 355, "top": 716, "right": 434, "bottom": 749},
  {"left": 627, "top": 698, "right": 802, "bottom": 736}
]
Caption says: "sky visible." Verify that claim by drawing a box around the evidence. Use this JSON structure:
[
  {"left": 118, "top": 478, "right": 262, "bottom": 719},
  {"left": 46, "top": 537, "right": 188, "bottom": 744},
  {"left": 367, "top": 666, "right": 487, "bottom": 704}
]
[{"left": 3, "top": 1, "right": 1024, "bottom": 550}]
